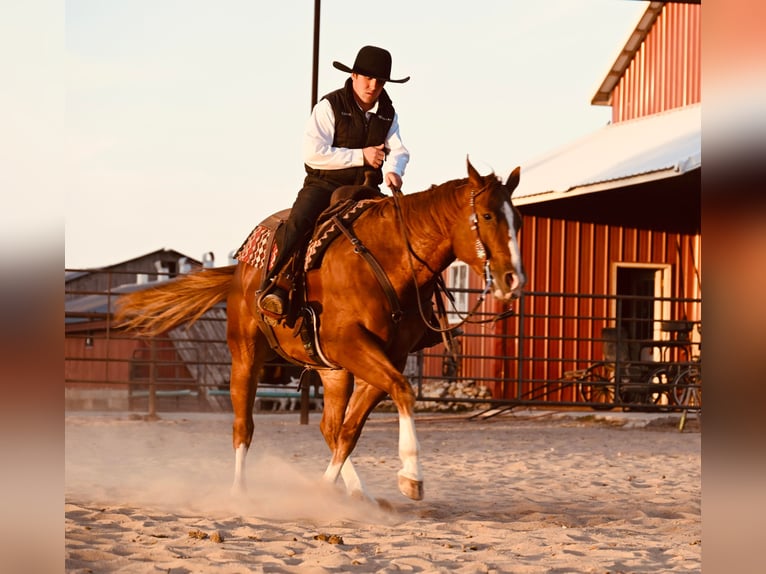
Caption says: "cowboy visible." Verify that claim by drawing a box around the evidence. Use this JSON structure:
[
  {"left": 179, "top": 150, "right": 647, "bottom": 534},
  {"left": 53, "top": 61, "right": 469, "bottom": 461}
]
[{"left": 258, "top": 45, "right": 410, "bottom": 320}]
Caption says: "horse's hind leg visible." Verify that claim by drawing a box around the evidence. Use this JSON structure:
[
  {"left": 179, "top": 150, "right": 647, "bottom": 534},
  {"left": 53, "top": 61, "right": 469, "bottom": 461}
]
[
  {"left": 320, "top": 372, "right": 392, "bottom": 500},
  {"left": 227, "top": 311, "right": 268, "bottom": 495},
  {"left": 318, "top": 370, "right": 367, "bottom": 497}
]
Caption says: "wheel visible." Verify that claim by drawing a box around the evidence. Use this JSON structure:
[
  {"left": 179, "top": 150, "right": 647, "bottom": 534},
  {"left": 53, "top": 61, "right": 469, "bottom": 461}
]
[
  {"left": 576, "top": 364, "right": 617, "bottom": 411},
  {"left": 617, "top": 366, "right": 673, "bottom": 411},
  {"left": 672, "top": 366, "right": 702, "bottom": 408},
  {"left": 646, "top": 367, "right": 672, "bottom": 406}
]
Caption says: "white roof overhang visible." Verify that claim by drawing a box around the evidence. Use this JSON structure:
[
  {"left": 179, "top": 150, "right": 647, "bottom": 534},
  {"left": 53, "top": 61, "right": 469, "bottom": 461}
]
[{"left": 513, "top": 103, "right": 701, "bottom": 206}]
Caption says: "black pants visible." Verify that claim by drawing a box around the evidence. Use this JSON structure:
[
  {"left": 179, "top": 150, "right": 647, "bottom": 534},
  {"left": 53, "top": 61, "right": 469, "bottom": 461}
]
[{"left": 264, "top": 176, "right": 340, "bottom": 283}]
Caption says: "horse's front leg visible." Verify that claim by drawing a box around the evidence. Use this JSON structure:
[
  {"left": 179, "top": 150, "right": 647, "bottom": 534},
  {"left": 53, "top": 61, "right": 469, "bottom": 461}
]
[
  {"left": 331, "top": 344, "right": 424, "bottom": 501},
  {"left": 338, "top": 378, "right": 424, "bottom": 502},
  {"left": 388, "top": 377, "right": 423, "bottom": 500}
]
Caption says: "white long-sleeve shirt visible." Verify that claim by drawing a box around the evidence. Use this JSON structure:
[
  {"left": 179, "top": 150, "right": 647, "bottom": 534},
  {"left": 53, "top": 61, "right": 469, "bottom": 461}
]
[{"left": 302, "top": 98, "right": 410, "bottom": 179}]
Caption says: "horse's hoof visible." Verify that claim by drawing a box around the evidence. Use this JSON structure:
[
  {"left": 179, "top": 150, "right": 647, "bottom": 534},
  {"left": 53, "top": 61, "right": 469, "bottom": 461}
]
[
  {"left": 230, "top": 485, "right": 247, "bottom": 497},
  {"left": 397, "top": 474, "right": 424, "bottom": 500},
  {"left": 349, "top": 489, "right": 375, "bottom": 505}
]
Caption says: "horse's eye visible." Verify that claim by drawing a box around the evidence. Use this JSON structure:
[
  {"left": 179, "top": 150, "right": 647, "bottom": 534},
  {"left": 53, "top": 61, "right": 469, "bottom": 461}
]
[{"left": 482, "top": 213, "right": 493, "bottom": 221}]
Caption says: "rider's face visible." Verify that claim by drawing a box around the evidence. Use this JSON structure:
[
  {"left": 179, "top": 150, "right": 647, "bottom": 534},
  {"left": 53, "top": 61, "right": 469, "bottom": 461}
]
[{"left": 351, "top": 73, "right": 386, "bottom": 111}]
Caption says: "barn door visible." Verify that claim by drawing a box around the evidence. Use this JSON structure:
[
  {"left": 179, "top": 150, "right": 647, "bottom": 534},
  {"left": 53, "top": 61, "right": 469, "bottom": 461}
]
[{"left": 611, "top": 263, "right": 672, "bottom": 359}]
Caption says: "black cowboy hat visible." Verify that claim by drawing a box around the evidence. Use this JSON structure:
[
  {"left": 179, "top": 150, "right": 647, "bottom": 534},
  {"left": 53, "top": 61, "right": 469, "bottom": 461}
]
[{"left": 332, "top": 45, "right": 410, "bottom": 83}]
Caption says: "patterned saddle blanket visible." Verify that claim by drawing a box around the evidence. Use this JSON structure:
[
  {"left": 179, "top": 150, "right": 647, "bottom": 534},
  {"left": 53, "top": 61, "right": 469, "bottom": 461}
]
[
  {"left": 233, "top": 209, "right": 289, "bottom": 272},
  {"left": 233, "top": 199, "right": 380, "bottom": 273}
]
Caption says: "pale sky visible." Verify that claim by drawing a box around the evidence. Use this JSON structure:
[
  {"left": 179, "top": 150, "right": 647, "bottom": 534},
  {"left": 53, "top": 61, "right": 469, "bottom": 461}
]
[{"left": 55, "top": 0, "right": 646, "bottom": 269}]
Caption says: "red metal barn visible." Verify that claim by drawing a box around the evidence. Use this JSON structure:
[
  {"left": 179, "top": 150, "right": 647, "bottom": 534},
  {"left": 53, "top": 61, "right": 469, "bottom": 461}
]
[
  {"left": 65, "top": 249, "right": 207, "bottom": 410},
  {"left": 66, "top": 249, "right": 304, "bottom": 412},
  {"left": 426, "top": 1, "right": 702, "bottom": 404}
]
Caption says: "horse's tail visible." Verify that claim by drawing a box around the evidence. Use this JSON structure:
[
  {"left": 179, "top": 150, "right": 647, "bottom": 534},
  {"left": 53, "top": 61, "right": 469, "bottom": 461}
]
[{"left": 114, "top": 265, "right": 237, "bottom": 337}]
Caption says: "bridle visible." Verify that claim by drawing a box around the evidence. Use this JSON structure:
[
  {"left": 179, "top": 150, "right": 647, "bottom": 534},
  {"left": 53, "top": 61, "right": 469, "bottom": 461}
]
[
  {"left": 390, "top": 181, "right": 515, "bottom": 333},
  {"left": 468, "top": 185, "right": 489, "bottom": 262}
]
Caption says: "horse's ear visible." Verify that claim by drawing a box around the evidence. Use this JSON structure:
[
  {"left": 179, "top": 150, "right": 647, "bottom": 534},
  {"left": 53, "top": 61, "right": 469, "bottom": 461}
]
[
  {"left": 466, "top": 155, "right": 482, "bottom": 187},
  {"left": 505, "top": 166, "right": 521, "bottom": 195}
]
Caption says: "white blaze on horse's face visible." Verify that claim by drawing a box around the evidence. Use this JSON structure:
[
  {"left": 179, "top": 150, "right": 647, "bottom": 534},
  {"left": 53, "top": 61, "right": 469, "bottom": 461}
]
[{"left": 499, "top": 200, "right": 526, "bottom": 300}]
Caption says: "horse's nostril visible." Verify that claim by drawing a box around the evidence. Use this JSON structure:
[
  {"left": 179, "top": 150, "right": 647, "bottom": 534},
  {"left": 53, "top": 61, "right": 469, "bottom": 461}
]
[{"left": 505, "top": 271, "right": 523, "bottom": 295}]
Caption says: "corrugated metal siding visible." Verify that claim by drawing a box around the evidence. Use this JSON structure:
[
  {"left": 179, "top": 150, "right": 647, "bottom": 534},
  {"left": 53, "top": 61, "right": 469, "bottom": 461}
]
[
  {"left": 435, "top": 211, "right": 701, "bottom": 402},
  {"left": 502, "top": 215, "right": 701, "bottom": 396},
  {"left": 64, "top": 337, "right": 137, "bottom": 389},
  {"left": 612, "top": 2, "right": 700, "bottom": 122}
]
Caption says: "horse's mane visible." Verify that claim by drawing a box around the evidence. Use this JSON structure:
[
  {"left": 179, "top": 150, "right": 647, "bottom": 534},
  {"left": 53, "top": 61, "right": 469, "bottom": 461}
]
[{"left": 381, "top": 173, "right": 499, "bottom": 239}]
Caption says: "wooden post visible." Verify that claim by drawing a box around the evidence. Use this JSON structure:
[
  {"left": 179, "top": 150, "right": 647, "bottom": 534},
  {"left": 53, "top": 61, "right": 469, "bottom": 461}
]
[
  {"left": 300, "top": 384, "right": 310, "bottom": 425},
  {"left": 311, "top": 0, "right": 320, "bottom": 110},
  {"left": 300, "top": 0, "right": 320, "bottom": 428},
  {"left": 147, "top": 339, "right": 159, "bottom": 420}
]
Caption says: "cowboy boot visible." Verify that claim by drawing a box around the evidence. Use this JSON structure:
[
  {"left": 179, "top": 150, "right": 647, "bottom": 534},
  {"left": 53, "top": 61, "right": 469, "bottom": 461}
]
[
  {"left": 259, "top": 284, "right": 288, "bottom": 318},
  {"left": 258, "top": 246, "right": 305, "bottom": 322},
  {"left": 258, "top": 270, "right": 292, "bottom": 321}
]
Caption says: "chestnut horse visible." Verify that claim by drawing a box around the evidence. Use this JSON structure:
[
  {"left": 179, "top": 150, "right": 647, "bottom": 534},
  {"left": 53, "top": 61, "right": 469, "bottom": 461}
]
[{"left": 115, "top": 158, "right": 526, "bottom": 503}]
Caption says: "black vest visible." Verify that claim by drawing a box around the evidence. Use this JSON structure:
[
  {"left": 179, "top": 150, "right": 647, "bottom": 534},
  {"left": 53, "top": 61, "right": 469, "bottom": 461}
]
[{"left": 305, "top": 78, "right": 395, "bottom": 187}]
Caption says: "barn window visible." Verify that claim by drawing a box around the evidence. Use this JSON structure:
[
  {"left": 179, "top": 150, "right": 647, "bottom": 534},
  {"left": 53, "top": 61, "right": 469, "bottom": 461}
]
[{"left": 446, "top": 261, "right": 469, "bottom": 324}]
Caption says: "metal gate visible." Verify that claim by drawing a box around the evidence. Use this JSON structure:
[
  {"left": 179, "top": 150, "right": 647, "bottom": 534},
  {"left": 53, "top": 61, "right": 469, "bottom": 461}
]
[{"left": 65, "top": 271, "right": 701, "bottom": 414}]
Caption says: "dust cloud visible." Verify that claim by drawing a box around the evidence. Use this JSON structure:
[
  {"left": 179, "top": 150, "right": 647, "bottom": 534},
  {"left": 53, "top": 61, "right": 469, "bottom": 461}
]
[{"left": 65, "top": 412, "right": 397, "bottom": 525}]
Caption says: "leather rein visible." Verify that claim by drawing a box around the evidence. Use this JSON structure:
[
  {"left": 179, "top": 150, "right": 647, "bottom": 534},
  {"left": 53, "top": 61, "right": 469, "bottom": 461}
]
[
  {"left": 390, "top": 184, "right": 515, "bottom": 333},
  {"left": 331, "top": 184, "right": 512, "bottom": 348}
]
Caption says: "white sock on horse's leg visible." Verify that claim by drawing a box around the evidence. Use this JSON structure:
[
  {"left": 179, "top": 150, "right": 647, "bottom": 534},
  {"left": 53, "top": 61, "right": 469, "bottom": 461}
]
[
  {"left": 322, "top": 460, "right": 343, "bottom": 485},
  {"left": 396, "top": 414, "right": 424, "bottom": 500},
  {"left": 398, "top": 415, "right": 422, "bottom": 481},
  {"left": 231, "top": 443, "right": 248, "bottom": 495},
  {"left": 340, "top": 457, "right": 371, "bottom": 499}
]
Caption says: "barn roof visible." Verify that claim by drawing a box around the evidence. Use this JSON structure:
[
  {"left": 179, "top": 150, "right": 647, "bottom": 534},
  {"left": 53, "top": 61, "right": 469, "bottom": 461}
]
[
  {"left": 591, "top": 1, "right": 665, "bottom": 106},
  {"left": 591, "top": 0, "right": 701, "bottom": 106},
  {"left": 65, "top": 248, "right": 203, "bottom": 277},
  {"left": 65, "top": 282, "right": 151, "bottom": 325},
  {"left": 513, "top": 103, "right": 700, "bottom": 205},
  {"left": 167, "top": 307, "right": 230, "bottom": 387}
]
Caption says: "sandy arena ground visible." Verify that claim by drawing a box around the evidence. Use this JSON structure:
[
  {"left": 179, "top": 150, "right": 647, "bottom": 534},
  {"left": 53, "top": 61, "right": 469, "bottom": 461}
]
[{"left": 65, "top": 409, "right": 701, "bottom": 573}]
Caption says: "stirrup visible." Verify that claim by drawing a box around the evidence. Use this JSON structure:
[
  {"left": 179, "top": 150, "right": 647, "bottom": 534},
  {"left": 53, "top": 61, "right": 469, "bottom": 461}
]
[{"left": 257, "top": 287, "right": 287, "bottom": 325}]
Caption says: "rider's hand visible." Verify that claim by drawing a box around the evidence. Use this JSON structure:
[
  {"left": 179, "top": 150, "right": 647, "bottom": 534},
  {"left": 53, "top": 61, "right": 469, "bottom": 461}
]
[
  {"left": 385, "top": 172, "right": 403, "bottom": 191},
  {"left": 363, "top": 144, "right": 386, "bottom": 168}
]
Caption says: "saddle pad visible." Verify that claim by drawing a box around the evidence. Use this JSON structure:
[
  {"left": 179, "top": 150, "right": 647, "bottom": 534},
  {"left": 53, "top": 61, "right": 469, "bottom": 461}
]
[
  {"left": 234, "top": 224, "right": 278, "bottom": 271},
  {"left": 304, "top": 198, "right": 379, "bottom": 271},
  {"left": 234, "top": 209, "right": 290, "bottom": 271}
]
